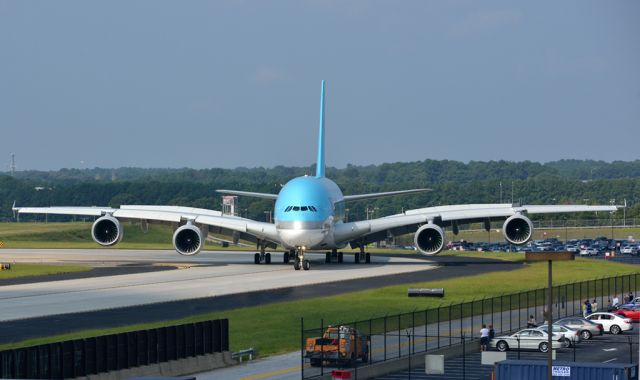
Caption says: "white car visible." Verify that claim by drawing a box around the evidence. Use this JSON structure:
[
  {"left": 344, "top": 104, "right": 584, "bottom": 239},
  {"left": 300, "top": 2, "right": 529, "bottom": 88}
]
[
  {"left": 586, "top": 312, "right": 633, "bottom": 334},
  {"left": 490, "top": 328, "right": 564, "bottom": 353},
  {"left": 579, "top": 248, "right": 598, "bottom": 256},
  {"left": 535, "top": 324, "right": 581, "bottom": 347}
]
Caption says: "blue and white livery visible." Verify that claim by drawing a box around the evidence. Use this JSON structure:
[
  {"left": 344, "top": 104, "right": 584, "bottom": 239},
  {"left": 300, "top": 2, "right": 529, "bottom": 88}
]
[{"left": 14, "top": 81, "right": 620, "bottom": 270}]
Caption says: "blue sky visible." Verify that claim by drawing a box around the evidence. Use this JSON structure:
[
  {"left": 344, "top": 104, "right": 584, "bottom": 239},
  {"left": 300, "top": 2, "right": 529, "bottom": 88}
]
[{"left": 1, "top": 1, "right": 638, "bottom": 170}]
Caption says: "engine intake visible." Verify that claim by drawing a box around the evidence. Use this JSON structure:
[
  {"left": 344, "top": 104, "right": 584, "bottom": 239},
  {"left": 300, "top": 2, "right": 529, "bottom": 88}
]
[
  {"left": 502, "top": 214, "right": 533, "bottom": 245},
  {"left": 173, "top": 224, "right": 203, "bottom": 255},
  {"left": 414, "top": 223, "right": 445, "bottom": 255},
  {"left": 91, "top": 216, "right": 123, "bottom": 246}
]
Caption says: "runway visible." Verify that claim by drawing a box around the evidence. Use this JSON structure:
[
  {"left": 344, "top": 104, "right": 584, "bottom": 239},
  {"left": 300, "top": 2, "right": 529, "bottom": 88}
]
[{"left": 0, "top": 249, "right": 521, "bottom": 344}]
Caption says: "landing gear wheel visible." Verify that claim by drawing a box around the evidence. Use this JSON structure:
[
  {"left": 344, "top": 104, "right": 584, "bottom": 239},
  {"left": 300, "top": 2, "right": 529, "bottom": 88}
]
[
  {"left": 338, "top": 252, "right": 343, "bottom": 263},
  {"left": 354, "top": 253, "right": 360, "bottom": 264},
  {"left": 303, "top": 260, "right": 310, "bottom": 271},
  {"left": 365, "top": 252, "right": 371, "bottom": 263},
  {"left": 254, "top": 253, "right": 260, "bottom": 264},
  {"left": 325, "top": 252, "right": 331, "bottom": 263},
  {"left": 294, "top": 260, "right": 301, "bottom": 270},
  {"left": 283, "top": 252, "right": 290, "bottom": 264},
  {"left": 265, "top": 252, "right": 271, "bottom": 264}
]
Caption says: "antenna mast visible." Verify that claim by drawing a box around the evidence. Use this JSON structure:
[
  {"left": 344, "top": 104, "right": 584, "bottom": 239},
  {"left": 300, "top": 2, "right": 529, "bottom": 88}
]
[{"left": 10, "top": 153, "right": 15, "bottom": 177}]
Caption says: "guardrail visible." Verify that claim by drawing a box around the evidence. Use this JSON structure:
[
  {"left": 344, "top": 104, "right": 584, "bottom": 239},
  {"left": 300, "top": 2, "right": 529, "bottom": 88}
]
[{"left": 232, "top": 348, "right": 256, "bottom": 362}]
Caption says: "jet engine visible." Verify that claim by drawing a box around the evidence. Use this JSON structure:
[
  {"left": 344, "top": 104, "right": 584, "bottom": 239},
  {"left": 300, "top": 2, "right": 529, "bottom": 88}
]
[
  {"left": 502, "top": 214, "right": 533, "bottom": 245},
  {"left": 414, "top": 223, "right": 445, "bottom": 255},
  {"left": 91, "top": 215, "right": 123, "bottom": 246},
  {"left": 173, "top": 224, "right": 203, "bottom": 255}
]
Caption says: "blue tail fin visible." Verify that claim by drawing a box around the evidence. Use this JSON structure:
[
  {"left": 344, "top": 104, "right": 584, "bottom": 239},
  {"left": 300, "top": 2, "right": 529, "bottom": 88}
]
[{"left": 316, "top": 80, "right": 326, "bottom": 178}]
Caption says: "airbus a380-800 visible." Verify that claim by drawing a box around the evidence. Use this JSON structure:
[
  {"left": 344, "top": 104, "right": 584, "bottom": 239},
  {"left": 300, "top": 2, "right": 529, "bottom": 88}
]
[{"left": 13, "top": 81, "right": 619, "bottom": 270}]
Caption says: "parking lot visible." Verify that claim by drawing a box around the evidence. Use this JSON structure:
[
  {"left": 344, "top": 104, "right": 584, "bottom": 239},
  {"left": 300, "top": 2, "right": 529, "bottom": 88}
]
[{"left": 376, "top": 323, "right": 639, "bottom": 380}]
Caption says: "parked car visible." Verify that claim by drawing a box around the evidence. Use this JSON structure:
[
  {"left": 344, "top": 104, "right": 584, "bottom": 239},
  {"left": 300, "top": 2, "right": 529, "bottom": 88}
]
[
  {"left": 554, "top": 317, "right": 604, "bottom": 340},
  {"left": 579, "top": 248, "right": 598, "bottom": 256},
  {"left": 586, "top": 312, "right": 633, "bottom": 334},
  {"left": 614, "top": 306, "right": 640, "bottom": 322},
  {"left": 535, "top": 324, "right": 581, "bottom": 348},
  {"left": 489, "top": 328, "right": 564, "bottom": 353}
]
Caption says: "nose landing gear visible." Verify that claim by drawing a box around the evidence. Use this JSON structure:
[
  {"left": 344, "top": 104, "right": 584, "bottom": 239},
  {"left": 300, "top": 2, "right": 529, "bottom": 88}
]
[{"left": 293, "top": 247, "right": 310, "bottom": 271}]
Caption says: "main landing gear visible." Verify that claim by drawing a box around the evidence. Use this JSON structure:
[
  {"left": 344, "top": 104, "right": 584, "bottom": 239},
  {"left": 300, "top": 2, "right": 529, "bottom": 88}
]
[
  {"left": 293, "top": 247, "right": 311, "bottom": 271},
  {"left": 254, "top": 245, "right": 293, "bottom": 265},
  {"left": 354, "top": 246, "right": 371, "bottom": 264},
  {"left": 324, "top": 248, "right": 371, "bottom": 264}
]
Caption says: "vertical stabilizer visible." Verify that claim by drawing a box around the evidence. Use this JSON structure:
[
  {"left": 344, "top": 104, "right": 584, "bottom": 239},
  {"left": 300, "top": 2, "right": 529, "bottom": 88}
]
[{"left": 316, "top": 80, "right": 326, "bottom": 178}]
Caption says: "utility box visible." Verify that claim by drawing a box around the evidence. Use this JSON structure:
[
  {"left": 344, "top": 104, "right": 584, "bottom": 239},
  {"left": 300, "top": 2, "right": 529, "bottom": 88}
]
[{"left": 425, "top": 354, "right": 444, "bottom": 375}]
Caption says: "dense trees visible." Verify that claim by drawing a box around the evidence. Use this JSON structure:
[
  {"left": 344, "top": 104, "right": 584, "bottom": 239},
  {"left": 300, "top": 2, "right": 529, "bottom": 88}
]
[{"left": 2, "top": 159, "right": 639, "bottom": 221}]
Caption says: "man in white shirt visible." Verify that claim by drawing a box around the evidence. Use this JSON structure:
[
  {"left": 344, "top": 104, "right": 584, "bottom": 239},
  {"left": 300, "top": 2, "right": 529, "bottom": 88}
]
[
  {"left": 480, "top": 324, "right": 490, "bottom": 352},
  {"left": 613, "top": 295, "right": 620, "bottom": 307}
]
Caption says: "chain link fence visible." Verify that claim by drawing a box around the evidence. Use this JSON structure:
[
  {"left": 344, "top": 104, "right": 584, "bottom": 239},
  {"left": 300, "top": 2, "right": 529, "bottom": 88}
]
[{"left": 301, "top": 273, "right": 640, "bottom": 379}]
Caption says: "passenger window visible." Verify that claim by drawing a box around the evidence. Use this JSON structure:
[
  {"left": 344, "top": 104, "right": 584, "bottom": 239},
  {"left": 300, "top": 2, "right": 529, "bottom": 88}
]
[
  {"left": 293, "top": 206, "right": 300, "bottom": 211},
  {"left": 601, "top": 315, "right": 611, "bottom": 320},
  {"left": 531, "top": 331, "right": 543, "bottom": 337},
  {"left": 301, "top": 206, "right": 308, "bottom": 211}
]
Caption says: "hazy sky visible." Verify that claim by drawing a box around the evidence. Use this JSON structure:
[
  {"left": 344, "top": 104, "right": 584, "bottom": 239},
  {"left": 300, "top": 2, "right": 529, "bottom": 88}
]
[{"left": 1, "top": 1, "right": 639, "bottom": 171}]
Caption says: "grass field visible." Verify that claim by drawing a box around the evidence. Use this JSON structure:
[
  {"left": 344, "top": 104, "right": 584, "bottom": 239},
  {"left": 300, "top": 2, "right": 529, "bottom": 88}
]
[
  {"left": 0, "top": 263, "right": 89, "bottom": 279},
  {"left": 1, "top": 256, "right": 637, "bottom": 355}
]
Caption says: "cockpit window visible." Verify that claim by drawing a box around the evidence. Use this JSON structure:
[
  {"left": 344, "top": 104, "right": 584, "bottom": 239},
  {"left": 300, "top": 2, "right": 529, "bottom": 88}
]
[{"left": 284, "top": 205, "right": 317, "bottom": 212}]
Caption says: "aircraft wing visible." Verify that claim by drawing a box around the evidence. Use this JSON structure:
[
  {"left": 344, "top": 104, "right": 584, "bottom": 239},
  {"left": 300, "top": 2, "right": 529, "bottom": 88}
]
[
  {"left": 12, "top": 204, "right": 280, "bottom": 244},
  {"left": 334, "top": 203, "right": 619, "bottom": 246},
  {"left": 216, "top": 189, "right": 278, "bottom": 200},
  {"left": 343, "top": 188, "right": 430, "bottom": 201}
]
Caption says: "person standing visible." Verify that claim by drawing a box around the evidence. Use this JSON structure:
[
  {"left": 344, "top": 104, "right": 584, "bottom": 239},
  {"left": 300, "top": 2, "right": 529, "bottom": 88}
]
[
  {"left": 527, "top": 315, "right": 537, "bottom": 328},
  {"left": 585, "top": 299, "right": 592, "bottom": 316},
  {"left": 613, "top": 295, "right": 620, "bottom": 308},
  {"left": 592, "top": 298, "right": 598, "bottom": 312},
  {"left": 628, "top": 292, "right": 635, "bottom": 304},
  {"left": 480, "top": 324, "right": 490, "bottom": 352}
]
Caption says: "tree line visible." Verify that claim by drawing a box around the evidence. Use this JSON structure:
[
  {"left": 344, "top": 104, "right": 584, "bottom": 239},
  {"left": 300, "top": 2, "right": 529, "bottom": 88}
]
[{"left": 2, "top": 159, "right": 639, "bottom": 222}]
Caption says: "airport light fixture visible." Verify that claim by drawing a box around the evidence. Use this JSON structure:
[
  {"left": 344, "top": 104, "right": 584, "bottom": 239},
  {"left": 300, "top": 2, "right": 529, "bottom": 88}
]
[{"left": 525, "top": 252, "right": 574, "bottom": 380}]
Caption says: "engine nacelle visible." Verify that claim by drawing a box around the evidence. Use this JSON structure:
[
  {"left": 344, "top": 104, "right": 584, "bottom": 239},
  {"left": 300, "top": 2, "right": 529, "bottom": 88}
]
[
  {"left": 91, "top": 215, "right": 123, "bottom": 246},
  {"left": 173, "top": 224, "right": 203, "bottom": 256},
  {"left": 414, "top": 223, "right": 445, "bottom": 255},
  {"left": 502, "top": 214, "right": 533, "bottom": 245}
]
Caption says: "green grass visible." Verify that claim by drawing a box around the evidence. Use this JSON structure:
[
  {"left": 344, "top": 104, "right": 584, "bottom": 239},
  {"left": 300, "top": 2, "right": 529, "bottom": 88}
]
[
  {"left": 1, "top": 257, "right": 637, "bottom": 355},
  {"left": 0, "top": 263, "right": 89, "bottom": 279}
]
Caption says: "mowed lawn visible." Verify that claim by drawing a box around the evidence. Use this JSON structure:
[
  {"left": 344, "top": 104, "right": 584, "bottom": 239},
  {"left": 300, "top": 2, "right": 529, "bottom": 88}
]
[
  {"left": 0, "top": 263, "right": 89, "bottom": 279},
  {"left": 2, "top": 256, "right": 637, "bottom": 356}
]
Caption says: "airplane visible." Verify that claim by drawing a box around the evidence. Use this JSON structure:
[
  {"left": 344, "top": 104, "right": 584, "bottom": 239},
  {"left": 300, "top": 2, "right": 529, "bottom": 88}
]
[{"left": 13, "top": 81, "right": 619, "bottom": 270}]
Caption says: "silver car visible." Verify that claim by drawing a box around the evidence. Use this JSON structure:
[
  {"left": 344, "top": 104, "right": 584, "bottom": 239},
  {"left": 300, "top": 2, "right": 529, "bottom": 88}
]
[
  {"left": 490, "top": 328, "right": 564, "bottom": 353},
  {"left": 554, "top": 317, "right": 604, "bottom": 340},
  {"left": 535, "top": 324, "right": 581, "bottom": 347}
]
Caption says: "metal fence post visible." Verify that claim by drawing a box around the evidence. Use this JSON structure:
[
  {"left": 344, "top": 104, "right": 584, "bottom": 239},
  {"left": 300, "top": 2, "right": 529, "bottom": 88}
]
[
  {"left": 437, "top": 306, "right": 441, "bottom": 349},
  {"left": 300, "top": 317, "right": 304, "bottom": 379},
  {"left": 398, "top": 314, "right": 401, "bottom": 358},
  {"left": 369, "top": 318, "right": 372, "bottom": 365},
  {"left": 320, "top": 318, "right": 324, "bottom": 376},
  {"left": 449, "top": 304, "right": 453, "bottom": 347},
  {"left": 500, "top": 295, "right": 503, "bottom": 333},
  {"left": 509, "top": 295, "right": 512, "bottom": 331},
  {"left": 384, "top": 315, "right": 387, "bottom": 361},
  {"left": 425, "top": 309, "right": 428, "bottom": 353}
]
